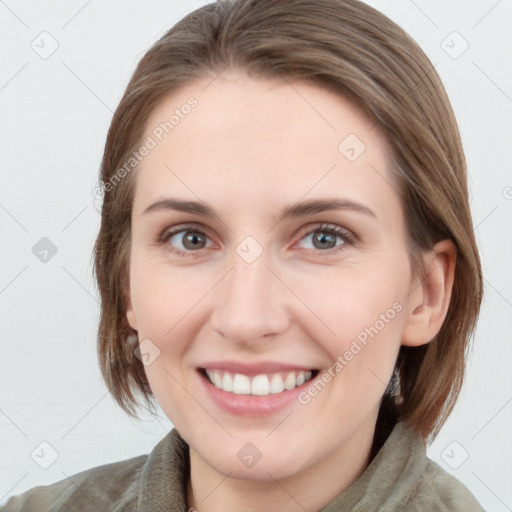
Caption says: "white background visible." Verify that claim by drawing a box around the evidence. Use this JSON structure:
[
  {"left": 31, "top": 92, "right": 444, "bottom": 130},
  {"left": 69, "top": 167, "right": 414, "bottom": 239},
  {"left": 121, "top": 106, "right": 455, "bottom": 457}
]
[{"left": 0, "top": 0, "right": 511, "bottom": 510}]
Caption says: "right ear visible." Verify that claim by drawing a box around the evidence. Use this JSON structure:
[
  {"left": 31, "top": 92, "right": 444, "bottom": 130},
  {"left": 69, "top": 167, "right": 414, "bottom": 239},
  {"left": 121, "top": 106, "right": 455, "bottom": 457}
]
[{"left": 125, "top": 285, "right": 138, "bottom": 331}]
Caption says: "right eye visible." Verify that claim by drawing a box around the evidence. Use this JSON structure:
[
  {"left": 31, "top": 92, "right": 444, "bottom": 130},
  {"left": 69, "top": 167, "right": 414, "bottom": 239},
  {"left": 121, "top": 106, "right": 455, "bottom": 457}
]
[{"left": 157, "top": 224, "right": 214, "bottom": 257}]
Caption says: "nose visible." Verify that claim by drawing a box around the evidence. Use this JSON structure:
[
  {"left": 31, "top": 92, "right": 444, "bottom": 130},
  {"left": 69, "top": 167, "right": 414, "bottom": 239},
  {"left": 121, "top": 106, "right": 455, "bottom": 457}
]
[{"left": 209, "top": 254, "right": 290, "bottom": 348}]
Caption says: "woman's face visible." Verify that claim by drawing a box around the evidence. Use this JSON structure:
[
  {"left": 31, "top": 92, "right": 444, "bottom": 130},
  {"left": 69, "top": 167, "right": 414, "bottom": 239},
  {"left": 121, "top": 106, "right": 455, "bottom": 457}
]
[{"left": 126, "top": 70, "right": 418, "bottom": 481}]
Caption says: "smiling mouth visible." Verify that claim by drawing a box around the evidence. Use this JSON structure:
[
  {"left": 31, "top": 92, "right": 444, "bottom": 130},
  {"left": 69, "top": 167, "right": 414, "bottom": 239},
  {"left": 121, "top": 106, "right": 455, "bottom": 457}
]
[{"left": 199, "top": 368, "right": 319, "bottom": 396}]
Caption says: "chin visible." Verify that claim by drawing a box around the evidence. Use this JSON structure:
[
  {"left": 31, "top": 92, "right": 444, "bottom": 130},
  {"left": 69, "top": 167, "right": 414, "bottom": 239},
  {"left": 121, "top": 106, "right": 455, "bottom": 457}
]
[{"left": 198, "top": 440, "right": 312, "bottom": 482}]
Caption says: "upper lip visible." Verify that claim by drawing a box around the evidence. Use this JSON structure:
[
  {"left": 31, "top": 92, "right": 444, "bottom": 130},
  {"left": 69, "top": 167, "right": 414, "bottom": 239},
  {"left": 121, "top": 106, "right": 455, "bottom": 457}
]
[{"left": 199, "top": 360, "right": 317, "bottom": 376}]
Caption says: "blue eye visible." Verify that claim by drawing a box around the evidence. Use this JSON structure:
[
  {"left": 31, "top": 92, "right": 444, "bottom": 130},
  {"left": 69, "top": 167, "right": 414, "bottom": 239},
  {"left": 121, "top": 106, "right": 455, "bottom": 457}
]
[
  {"left": 159, "top": 226, "right": 212, "bottom": 257},
  {"left": 157, "top": 222, "right": 355, "bottom": 257},
  {"left": 296, "top": 223, "right": 355, "bottom": 253}
]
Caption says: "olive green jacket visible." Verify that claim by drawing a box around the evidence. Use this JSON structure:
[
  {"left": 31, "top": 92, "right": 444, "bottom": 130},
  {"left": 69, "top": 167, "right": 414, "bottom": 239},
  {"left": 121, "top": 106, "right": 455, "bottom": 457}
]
[{"left": 1, "top": 421, "right": 485, "bottom": 511}]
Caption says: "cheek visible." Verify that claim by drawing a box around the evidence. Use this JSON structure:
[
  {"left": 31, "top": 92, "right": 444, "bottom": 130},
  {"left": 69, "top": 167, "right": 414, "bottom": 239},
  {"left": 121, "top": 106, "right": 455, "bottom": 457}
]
[
  {"left": 302, "top": 263, "right": 406, "bottom": 395},
  {"left": 127, "top": 273, "right": 193, "bottom": 401},
  {"left": 130, "top": 261, "right": 199, "bottom": 336},
  {"left": 130, "top": 266, "right": 202, "bottom": 422},
  {"left": 304, "top": 264, "right": 404, "bottom": 340}
]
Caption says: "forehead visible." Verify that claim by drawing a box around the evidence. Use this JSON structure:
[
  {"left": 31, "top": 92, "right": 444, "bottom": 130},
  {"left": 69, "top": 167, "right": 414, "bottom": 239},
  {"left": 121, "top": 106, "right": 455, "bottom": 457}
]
[{"left": 132, "top": 71, "right": 401, "bottom": 223}]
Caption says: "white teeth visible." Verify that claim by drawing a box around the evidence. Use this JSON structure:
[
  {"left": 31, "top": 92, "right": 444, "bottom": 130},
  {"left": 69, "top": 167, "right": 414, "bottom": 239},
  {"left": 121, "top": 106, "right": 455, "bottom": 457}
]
[
  {"left": 270, "top": 373, "right": 284, "bottom": 393},
  {"left": 283, "top": 372, "right": 296, "bottom": 390},
  {"left": 251, "top": 375, "right": 270, "bottom": 395},
  {"left": 232, "top": 373, "right": 251, "bottom": 394},
  {"left": 213, "top": 370, "right": 222, "bottom": 388},
  {"left": 204, "top": 369, "right": 315, "bottom": 395},
  {"left": 222, "top": 372, "right": 233, "bottom": 392}
]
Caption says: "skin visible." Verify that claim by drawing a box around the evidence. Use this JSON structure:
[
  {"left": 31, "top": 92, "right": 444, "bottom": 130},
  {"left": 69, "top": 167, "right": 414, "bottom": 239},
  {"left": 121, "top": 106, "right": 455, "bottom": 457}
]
[{"left": 125, "top": 69, "right": 456, "bottom": 511}]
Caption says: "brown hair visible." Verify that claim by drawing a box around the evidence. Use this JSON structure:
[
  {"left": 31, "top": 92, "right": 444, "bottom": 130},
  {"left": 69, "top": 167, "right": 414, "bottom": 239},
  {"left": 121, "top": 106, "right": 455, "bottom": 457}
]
[{"left": 92, "top": 0, "right": 483, "bottom": 443}]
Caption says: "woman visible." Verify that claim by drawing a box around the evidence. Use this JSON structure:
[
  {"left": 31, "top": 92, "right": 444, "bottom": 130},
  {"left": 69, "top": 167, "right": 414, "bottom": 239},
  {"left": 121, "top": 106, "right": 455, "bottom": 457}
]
[{"left": 2, "top": 0, "right": 485, "bottom": 510}]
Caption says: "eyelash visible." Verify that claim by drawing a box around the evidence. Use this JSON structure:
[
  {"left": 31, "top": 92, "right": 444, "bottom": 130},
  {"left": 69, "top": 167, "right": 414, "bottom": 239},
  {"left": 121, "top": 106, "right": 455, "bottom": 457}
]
[{"left": 156, "top": 222, "right": 356, "bottom": 258}]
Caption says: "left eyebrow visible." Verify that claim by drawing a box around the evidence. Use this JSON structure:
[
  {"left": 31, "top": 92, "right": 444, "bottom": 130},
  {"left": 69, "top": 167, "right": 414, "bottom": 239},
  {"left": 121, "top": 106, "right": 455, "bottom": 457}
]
[
  {"left": 280, "top": 198, "right": 377, "bottom": 220},
  {"left": 142, "top": 197, "right": 377, "bottom": 220}
]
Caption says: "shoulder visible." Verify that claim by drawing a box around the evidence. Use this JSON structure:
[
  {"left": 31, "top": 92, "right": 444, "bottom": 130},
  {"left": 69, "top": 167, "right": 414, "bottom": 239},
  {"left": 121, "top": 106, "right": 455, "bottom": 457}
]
[
  {"left": 0, "top": 453, "right": 148, "bottom": 512},
  {"left": 360, "top": 420, "right": 485, "bottom": 512},
  {"left": 405, "top": 458, "right": 485, "bottom": 511}
]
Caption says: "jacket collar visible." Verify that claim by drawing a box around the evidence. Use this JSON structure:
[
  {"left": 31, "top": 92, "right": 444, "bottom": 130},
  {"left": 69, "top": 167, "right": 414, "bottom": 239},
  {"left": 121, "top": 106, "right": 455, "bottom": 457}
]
[
  {"left": 135, "top": 421, "right": 425, "bottom": 511},
  {"left": 136, "top": 428, "right": 190, "bottom": 511}
]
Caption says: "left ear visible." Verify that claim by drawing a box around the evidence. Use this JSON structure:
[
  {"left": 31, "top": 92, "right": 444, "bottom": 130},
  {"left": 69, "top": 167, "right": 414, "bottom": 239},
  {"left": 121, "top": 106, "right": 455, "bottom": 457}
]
[{"left": 401, "top": 239, "right": 457, "bottom": 347}]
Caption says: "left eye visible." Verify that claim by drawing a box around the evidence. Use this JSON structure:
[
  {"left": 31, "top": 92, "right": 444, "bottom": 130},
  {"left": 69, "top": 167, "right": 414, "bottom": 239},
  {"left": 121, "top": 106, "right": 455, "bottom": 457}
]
[
  {"left": 158, "top": 223, "right": 355, "bottom": 257},
  {"left": 296, "top": 224, "right": 354, "bottom": 252}
]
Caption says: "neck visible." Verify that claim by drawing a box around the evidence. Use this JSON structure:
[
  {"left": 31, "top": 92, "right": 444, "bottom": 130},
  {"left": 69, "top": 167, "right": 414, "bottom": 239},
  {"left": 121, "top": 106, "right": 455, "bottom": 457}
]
[{"left": 186, "top": 414, "right": 379, "bottom": 512}]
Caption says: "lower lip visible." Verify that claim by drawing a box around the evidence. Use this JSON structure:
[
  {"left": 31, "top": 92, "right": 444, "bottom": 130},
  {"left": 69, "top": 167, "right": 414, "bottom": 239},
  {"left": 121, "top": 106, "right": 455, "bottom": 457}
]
[{"left": 198, "top": 370, "right": 314, "bottom": 417}]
